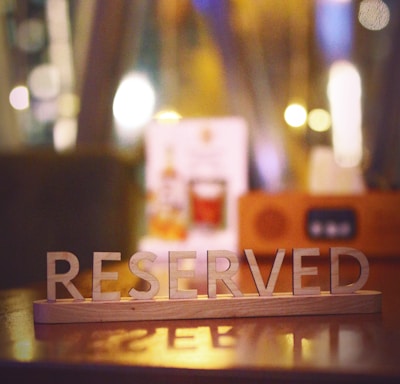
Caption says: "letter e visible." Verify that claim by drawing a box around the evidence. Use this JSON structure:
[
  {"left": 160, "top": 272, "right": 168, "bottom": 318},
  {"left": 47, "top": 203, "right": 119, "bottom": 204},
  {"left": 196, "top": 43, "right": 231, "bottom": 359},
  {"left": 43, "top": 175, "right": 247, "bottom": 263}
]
[
  {"left": 293, "top": 248, "right": 321, "bottom": 295},
  {"left": 92, "top": 252, "right": 121, "bottom": 301},
  {"left": 169, "top": 251, "right": 198, "bottom": 299}
]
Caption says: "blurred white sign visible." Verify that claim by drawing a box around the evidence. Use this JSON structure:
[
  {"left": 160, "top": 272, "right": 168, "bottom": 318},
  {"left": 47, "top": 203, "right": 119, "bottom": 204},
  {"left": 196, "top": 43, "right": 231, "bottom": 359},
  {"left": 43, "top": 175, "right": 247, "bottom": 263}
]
[{"left": 140, "top": 116, "right": 248, "bottom": 262}]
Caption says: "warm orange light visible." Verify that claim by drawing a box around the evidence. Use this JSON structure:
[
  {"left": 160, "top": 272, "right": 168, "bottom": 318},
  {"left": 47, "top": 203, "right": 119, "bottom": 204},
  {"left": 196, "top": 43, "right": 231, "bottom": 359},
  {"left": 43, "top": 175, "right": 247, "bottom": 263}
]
[
  {"left": 284, "top": 103, "right": 307, "bottom": 128},
  {"left": 308, "top": 109, "right": 331, "bottom": 132},
  {"left": 154, "top": 109, "right": 182, "bottom": 122}
]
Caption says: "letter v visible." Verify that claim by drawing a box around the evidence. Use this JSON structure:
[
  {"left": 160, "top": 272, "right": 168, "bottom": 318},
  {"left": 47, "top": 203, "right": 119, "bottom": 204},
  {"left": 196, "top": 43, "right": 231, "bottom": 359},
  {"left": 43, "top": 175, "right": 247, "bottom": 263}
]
[{"left": 244, "top": 249, "right": 285, "bottom": 296}]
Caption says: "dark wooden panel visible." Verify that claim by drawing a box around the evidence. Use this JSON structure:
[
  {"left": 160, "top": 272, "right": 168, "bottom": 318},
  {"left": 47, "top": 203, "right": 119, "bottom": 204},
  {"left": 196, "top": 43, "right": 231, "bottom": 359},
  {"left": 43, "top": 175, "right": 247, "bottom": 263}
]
[{"left": 0, "top": 150, "right": 142, "bottom": 288}]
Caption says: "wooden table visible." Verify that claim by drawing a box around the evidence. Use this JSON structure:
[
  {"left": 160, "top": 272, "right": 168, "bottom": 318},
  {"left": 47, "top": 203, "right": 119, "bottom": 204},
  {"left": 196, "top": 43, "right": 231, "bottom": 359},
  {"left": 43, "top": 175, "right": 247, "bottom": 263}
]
[{"left": 1, "top": 258, "right": 400, "bottom": 383}]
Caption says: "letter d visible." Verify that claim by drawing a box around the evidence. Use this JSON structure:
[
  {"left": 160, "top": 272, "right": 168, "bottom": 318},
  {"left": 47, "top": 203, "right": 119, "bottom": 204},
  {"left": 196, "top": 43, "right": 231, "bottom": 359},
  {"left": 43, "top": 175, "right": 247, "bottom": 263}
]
[{"left": 330, "top": 247, "right": 369, "bottom": 294}]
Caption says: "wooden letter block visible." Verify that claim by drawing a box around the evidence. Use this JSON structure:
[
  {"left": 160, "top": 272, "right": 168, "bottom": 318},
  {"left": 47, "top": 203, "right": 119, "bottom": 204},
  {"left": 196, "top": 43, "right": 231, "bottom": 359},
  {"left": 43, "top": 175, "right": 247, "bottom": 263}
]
[
  {"left": 207, "top": 250, "right": 243, "bottom": 298},
  {"left": 47, "top": 252, "right": 84, "bottom": 301},
  {"left": 293, "top": 248, "right": 321, "bottom": 295},
  {"left": 92, "top": 252, "right": 121, "bottom": 301},
  {"left": 330, "top": 247, "right": 369, "bottom": 294},
  {"left": 245, "top": 248, "right": 285, "bottom": 296},
  {"left": 169, "top": 251, "right": 198, "bottom": 299},
  {"left": 128, "top": 252, "right": 160, "bottom": 299},
  {"left": 33, "top": 247, "right": 382, "bottom": 324}
]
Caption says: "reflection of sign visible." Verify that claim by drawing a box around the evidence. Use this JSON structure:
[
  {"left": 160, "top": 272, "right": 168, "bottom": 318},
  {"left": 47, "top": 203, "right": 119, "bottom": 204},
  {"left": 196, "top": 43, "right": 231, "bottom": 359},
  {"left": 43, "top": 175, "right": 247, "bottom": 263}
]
[
  {"left": 34, "top": 316, "right": 379, "bottom": 369},
  {"left": 33, "top": 248, "right": 381, "bottom": 324}
]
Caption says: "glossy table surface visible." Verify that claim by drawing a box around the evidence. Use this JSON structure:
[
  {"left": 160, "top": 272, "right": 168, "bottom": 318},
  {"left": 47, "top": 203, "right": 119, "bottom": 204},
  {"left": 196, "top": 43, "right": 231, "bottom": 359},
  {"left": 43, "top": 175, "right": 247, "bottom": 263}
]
[{"left": 1, "top": 258, "right": 400, "bottom": 383}]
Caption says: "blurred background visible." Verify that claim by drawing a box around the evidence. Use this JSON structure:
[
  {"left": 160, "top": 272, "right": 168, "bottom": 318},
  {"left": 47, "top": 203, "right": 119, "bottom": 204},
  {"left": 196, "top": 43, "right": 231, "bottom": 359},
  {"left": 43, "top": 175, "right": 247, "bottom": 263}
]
[{"left": 0, "top": 0, "right": 399, "bottom": 288}]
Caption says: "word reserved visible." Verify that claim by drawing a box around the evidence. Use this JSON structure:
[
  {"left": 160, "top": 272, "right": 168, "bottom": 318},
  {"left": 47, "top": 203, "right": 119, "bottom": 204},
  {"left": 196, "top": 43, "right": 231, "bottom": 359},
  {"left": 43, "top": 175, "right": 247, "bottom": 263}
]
[{"left": 47, "top": 247, "right": 369, "bottom": 301}]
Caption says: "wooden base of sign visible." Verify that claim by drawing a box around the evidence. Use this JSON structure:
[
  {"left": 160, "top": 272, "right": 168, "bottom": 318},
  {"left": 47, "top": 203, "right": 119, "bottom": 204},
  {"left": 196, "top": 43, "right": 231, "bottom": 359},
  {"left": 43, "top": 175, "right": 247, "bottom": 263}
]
[{"left": 33, "top": 290, "right": 381, "bottom": 324}]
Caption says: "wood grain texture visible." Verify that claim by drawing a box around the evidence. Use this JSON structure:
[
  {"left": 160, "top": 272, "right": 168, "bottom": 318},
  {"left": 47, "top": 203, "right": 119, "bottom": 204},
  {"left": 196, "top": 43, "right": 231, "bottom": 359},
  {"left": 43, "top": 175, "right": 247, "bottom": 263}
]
[
  {"left": 169, "top": 251, "right": 198, "bottom": 299},
  {"left": 33, "top": 290, "right": 382, "bottom": 324},
  {"left": 207, "top": 250, "right": 243, "bottom": 298},
  {"left": 245, "top": 248, "right": 285, "bottom": 296},
  {"left": 92, "top": 252, "right": 121, "bottom": 301},
  {"left": 330, "top": 247, "right": 370, "bottom": 294},
  {"left": 128, "top": 251, "right": 160, "bottom": 299},
  {"left": 293, "top": 248, "right": 321, "bottom": 295}
]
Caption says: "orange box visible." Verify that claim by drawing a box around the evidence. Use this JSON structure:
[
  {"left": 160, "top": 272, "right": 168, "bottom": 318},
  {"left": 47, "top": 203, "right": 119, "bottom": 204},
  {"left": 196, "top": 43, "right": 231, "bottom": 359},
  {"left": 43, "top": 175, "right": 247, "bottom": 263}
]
[{"left": 239, "top": 191, "right": 400, "bottom": 257}]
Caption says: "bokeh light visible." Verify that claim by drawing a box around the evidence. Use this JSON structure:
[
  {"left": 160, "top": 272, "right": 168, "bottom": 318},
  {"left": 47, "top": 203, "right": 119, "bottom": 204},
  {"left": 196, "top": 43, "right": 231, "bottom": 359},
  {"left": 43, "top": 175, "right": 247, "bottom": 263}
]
[
  {"left": 16, "top": 18, "right": 46, "bottom": 53},
  {"left": 53, "top": 117, "right": 77, "bottom": 152},
  {"left": 308, "top": 108, "right": 331, "bottom": 132},
  {"left": 358, "top": 0, "right": 390, "bottom": 31},
  {"left": 58, "top": 92, "right": 80, "bottom": 118},
  {"left": 31, "top": 99, "right": 58, "bottom": 123},
  {"left": 315, "top": 0, "right": 354, "bottom": 63},
  {"left": 113, "top": 72, "right": 156, "bottom": 145},
  {"left": 9, "top": 86, "right": 30, "bottom": 111},
  {"left": 27, "top": 64, "right": 60, "bottom": 100},
  {"left": 284, "top": 103, "right": 307, "bottom": 128},
  {"left": 328, "top": 60, "right": 363, "bottom": 168},
  {"left": 154, "top": 109, "right": 182, "bottom": 122}
]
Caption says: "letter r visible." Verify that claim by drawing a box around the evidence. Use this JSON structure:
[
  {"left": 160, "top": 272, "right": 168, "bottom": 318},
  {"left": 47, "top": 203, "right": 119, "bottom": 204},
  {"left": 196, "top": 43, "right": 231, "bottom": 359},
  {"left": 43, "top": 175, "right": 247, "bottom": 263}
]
[{"left": 47, "top": 251, "right": 84, "bottom": 301}]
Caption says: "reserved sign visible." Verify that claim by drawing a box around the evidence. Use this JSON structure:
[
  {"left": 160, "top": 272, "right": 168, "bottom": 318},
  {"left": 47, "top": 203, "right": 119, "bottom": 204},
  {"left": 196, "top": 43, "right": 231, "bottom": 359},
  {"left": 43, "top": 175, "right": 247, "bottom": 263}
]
[
  {"left": 46, "top": 247, "right": 369, "bottom": 301},
  {"left": 33, "top": 248, "right": 381, "bottom": 324}
]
